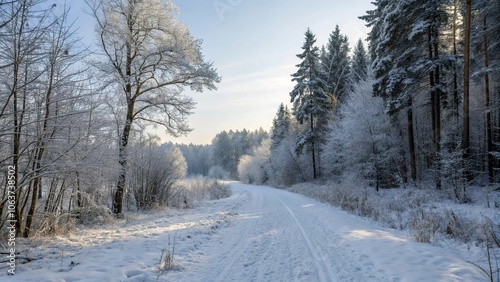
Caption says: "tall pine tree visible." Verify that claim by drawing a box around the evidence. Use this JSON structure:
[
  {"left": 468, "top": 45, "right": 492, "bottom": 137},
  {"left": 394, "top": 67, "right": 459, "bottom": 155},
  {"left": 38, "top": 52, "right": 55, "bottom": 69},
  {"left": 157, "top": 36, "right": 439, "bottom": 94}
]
[{"left": 290, "top": 28, "right": 332, "bottom": 179}]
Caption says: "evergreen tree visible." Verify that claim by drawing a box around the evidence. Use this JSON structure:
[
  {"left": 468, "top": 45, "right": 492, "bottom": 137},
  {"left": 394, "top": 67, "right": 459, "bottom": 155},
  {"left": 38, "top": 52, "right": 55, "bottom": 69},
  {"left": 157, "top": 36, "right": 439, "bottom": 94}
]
[
  {"left": 351, "top": 39, "right": 369, "bottom": 84},
  {"left": 359, "top": 0, "right": 389, "bottom": 64},
  {"left": 270, "top": 103, "right": 291, "bottom": 150},
  {"left": 290, "top": 28, "right": 332, "bottom": 179},
  {"left": 211, "top": 131, "right": 234, "bottom": 174},
  {"left": 321, "top": 25, "right": 351, "bottom": 107},
  {"left": 363, "top": 1, "right": 417, "bottom": 181},
  {"left": 363, "top": 0, "right": 451, "bottom": 185}
]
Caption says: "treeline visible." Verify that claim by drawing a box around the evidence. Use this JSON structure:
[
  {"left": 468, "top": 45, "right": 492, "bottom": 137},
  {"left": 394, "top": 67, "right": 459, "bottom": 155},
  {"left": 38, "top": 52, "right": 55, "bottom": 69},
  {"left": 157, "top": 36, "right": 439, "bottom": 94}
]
[
  {"left": 170, "top": 128, "right": 269, "bottom": 178},
  {"left": 239, "top": 0, "right": 500, "bottom": 202}
]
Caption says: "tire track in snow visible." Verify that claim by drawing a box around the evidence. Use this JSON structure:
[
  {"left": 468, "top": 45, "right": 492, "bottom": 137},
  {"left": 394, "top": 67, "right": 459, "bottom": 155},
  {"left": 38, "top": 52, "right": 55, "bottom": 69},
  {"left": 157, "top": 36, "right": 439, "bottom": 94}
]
[
  {"left": 279, "top": 198, "right": 337, "bottom": 282},
  {"left": 211, "top": 189, "right": 263, "bottom": 281}
]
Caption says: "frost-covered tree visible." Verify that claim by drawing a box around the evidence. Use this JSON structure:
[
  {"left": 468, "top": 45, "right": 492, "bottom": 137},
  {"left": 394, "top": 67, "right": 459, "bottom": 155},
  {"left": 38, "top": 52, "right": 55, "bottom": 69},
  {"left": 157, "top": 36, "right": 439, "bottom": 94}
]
[
  {"left": 237, "top": 139, "right": 272, "bottom": 185},
  {"left": 322, "top": 79, "right": 401, "bottom": 190},
  {"left": 363, "top": 0, "right": 417, "bottom": 182},
  {"left": 86, "top": 0, "right": 220, "bottom": 214},
  {"left": 290, "top": 28, "right": 332, "bottom": 179},
  {"left": 211, "top": 130, "right": 233, "bottom": 174}
]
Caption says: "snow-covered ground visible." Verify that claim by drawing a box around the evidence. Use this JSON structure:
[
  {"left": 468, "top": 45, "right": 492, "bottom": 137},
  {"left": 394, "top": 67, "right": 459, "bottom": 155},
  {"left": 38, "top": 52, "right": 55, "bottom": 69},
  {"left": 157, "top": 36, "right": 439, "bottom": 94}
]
[{"left": 7, "top": 182, "right": 487, "bottom": 281}]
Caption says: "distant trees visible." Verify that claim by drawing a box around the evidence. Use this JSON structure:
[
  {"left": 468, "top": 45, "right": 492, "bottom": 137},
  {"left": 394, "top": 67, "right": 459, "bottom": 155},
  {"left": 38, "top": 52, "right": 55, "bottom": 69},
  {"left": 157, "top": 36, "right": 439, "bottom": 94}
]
[
  {"left": 86, "top": 0, "right": 220, "bottom": 215},
  {"left": 210, "top": 128, "right": 268, "bottom": 178},
  {"left": 177, "top": 143, "right": 211, "bottom": 176}
]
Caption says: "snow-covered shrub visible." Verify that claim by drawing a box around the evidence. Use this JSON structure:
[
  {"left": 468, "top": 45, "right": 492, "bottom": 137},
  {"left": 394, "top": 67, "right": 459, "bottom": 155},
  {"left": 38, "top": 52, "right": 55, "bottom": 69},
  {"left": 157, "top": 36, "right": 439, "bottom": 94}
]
[
  {"left": 237, "top": 139, "right": 272, "bottom": 185},
  {"left": 288, "top": 180, "right": 499, "bottom": 247},
  {"left": 73, "top": 206, "right": 114, "bottom": 226},
  {"left": 237, "top": 155, "right": 253, "bottom": 184},
  {"left": 128, "top": 145, "right": 187, "bottom": 210},
  {"left": 167, "top": 186, "right": 196, "bottom": 209},
  {"left": 270, "top": 136, "right": 310, "bottom": 186},
  {"left": 172, "top": 177, "right": 232, "bottom": 208},
  {"left": 407, "top": 209, "right": 479, "bottom": 243},
  {"left": 33, "top": 212, "right": 77, "bottom": 237},
  {"left": 207, "top": 181, "right": 232, "bottom": 200},
  {"left": 408, "top": 209, "right": 443, "bottom": 243},
  {"left": 208, "top": 166, "right": 230, "bottom": 180}
]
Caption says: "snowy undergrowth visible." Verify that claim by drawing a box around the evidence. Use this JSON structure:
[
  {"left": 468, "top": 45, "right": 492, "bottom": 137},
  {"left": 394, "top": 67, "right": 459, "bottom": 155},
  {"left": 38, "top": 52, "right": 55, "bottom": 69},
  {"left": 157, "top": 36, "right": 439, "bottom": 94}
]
[
  {"left": 288, "top": 181, "right": 500, "bottom": 251},
  {"left": 172, "top": 177, "right": 233, "bottom": 209},
  {"left": 7, "top": 182, "right": 238, "bottom": 281},
  {"left": 288, "top": 181, "right": 500, "bottom": 279}
]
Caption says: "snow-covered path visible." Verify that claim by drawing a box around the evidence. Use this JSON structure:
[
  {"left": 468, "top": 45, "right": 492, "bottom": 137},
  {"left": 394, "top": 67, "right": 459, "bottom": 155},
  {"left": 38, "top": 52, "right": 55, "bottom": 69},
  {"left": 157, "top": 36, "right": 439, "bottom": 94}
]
[
  {"left": 12, "top": 182, "right": 486, "bottom": 281},
  {"left": 179, "top": 183, "right": 485, "bottom": 282}
]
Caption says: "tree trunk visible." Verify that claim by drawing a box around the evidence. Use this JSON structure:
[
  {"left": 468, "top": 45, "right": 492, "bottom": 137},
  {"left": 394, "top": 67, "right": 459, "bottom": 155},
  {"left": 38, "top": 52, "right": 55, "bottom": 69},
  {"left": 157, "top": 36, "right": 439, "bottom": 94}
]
[
  {"left": 452, "top": 1, "right": 459, "bottom": 120},
  {"left": 408, "top": 102, "right": 417, "bottom": 182},
  {"left": 113, "top": 100, "right": 134, "bottom": 215},
  {"left": 113, "top": 7, "right": 135, "bottom": 215},
  {"left": 13, "top": 86, "right": 22, "bottom": 236},
  {"left": 463, "top": 0, "right": 472, "bottom": 179},
  {"left": 23, "top": 180, "right": 38, "bottom": 237},
  {"left": 427, "top": 23, "right": 442, "bottom": 190},
  {"left": 483, "top": 17, "right": 493, "bottom": 183},
  {"left": 12, "top": 4, "right": 23, "bottom": 235},
  {"left": 310, "top": 113, "right": 317, "bottom": 179}
]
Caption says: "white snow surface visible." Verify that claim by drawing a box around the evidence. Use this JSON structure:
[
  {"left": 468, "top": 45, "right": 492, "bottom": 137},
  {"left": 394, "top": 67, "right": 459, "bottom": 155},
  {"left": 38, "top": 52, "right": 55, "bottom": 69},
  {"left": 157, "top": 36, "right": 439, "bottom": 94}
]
[{"left": 9, "top": 182, "right": 486, "bottom": 281}]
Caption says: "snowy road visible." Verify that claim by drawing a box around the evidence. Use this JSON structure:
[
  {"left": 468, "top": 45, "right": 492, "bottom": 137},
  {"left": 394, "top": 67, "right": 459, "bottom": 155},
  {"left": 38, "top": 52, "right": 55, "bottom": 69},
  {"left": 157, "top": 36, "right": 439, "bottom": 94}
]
[
  {"left": 171, "top": 183, "right": 485, "bottom": 282},
  {"left": 12, "top": 182, "right": 486, "bottom": 281}
]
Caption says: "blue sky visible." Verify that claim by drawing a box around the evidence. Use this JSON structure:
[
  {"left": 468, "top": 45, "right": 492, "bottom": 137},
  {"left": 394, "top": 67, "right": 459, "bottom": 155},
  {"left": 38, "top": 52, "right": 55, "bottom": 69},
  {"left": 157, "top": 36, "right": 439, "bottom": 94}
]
[{"left": 66, "top": 0, "right": 374, "bottom": 145}]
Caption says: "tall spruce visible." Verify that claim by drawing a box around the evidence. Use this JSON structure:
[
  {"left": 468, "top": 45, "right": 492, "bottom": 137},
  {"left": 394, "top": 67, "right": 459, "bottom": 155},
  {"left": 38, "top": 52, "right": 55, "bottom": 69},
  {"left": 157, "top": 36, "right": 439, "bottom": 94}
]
[
  {"left": 351, "top": 39, "right": 369, "bottom": 84},
  {"left": 321, "top": 25, "right": 351, "bottom": 108},
  {"left": 290, "top": 28, "right": 332, "bottom": 179},
  {"left": 270, "top": 103, "right": 291, "bottom": 150}
]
